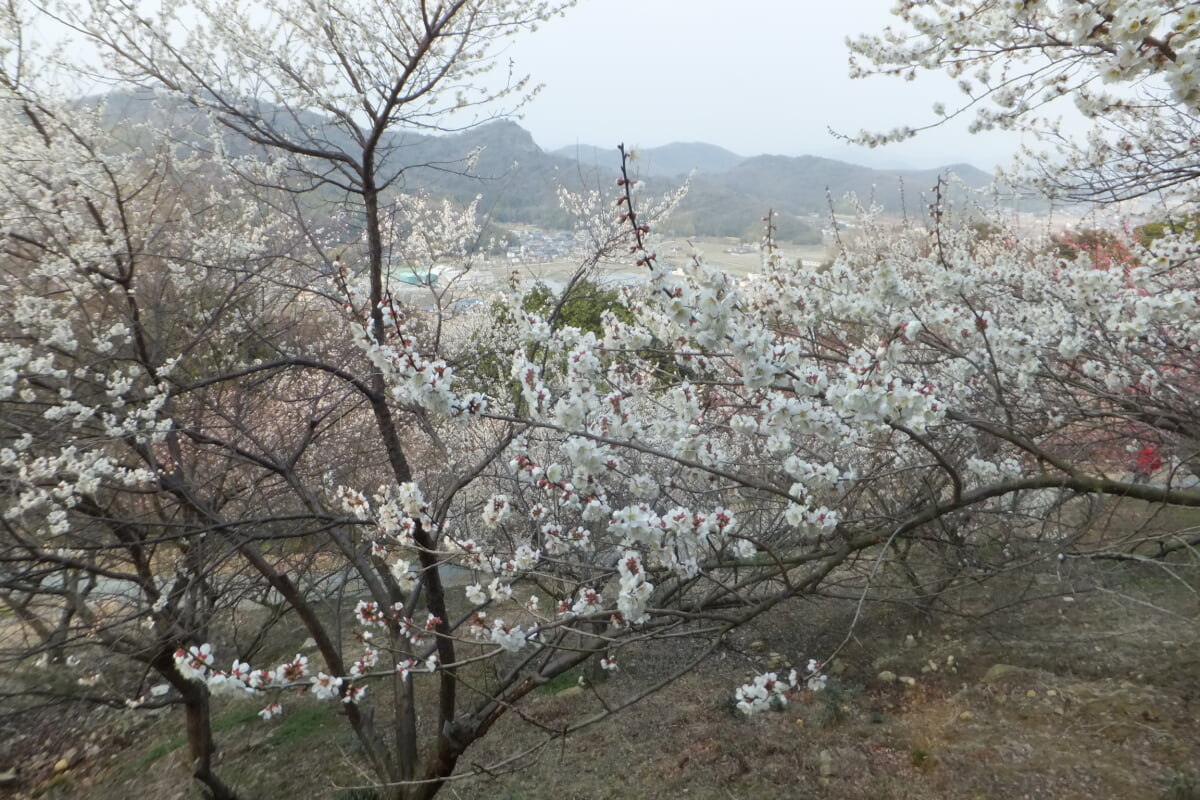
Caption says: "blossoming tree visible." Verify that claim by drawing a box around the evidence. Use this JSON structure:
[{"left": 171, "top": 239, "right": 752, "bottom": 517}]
[
  {"left": 848, "top": 0, "right": 1200, "bottom": 202},
  {"left": 0, "top": 64, "right": 346, "bottom": 800},
  {"left": 5, "top": 0, "right": 1200, "bottom": 799}
]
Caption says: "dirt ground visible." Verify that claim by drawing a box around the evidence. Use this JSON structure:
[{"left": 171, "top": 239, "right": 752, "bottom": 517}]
[
  {"left": 450, "top": 571, "right": 1200, "bottom": 800},
  {"left": 3, "top": 555, "right": 1197, "bottom": 800}
]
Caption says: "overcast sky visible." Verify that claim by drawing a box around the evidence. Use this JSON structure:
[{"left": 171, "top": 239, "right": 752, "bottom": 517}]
[{"left": 499, "top": 0, "right": 1032, "bottom": 171}]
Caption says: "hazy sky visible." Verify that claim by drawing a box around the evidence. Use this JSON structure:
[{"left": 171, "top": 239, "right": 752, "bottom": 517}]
[{"left": 501, "top": 0, "right": 1033, "bottom": 171}]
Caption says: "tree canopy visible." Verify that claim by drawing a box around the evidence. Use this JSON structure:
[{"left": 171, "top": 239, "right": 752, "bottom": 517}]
[{"left": 848, "top": 0, "right": 1200, "bottom": 202}]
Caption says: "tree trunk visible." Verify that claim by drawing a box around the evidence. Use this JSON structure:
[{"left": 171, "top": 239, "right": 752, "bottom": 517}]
[
  {"left": 183, "top": 683, "right": 240, "bottom": 800},
  {"left": 184, "top": 690, "right": 238, "bottom": 800},
  {"left": 151, "top": 647, "right": 240, "bottom": 800}
]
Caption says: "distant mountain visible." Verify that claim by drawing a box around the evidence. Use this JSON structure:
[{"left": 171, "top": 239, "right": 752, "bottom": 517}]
[
  {"left": 398, "top": 120, "right": 592, "bottom": 228},
  {"left": 700, "top": 154, "right": 992, "bottom": 213},
  {"left": 553, "top": 141, "right": 995, "bottom": 241},
  {"left": 85, "top": 93, "right": 596, "bottom": 229},
  {"left": 553, "top": 141, "right": 744, "bottom": 177},
  {"left": 85, "top": 91, "right": 997, "bottom": 241}
]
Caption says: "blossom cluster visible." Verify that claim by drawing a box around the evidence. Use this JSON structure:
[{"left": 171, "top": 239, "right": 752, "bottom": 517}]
[
  {"left": 849, "top": 2, "right": 1200, "bottom": 203},
  {"left": 735, "top": 659, "right": 827, "bottom": 715},
  {"left": 172, "top": 645, "right": 375, "bottom": 717}
]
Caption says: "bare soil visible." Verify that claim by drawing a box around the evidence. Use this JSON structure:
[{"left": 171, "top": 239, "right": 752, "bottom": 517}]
[
  {"left": 3, "top": 561, "right": 1197, "bottom": 800},
  {"left": 452, "top": 575, "right": 1200, "bottom": 800}
]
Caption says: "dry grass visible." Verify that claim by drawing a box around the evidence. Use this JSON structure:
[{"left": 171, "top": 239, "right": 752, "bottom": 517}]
[
  {"left": 448, "top": 572, "right": 1200, "bottom": 800},
  {"left": 3, "top": 558, "right": 1198, "bottom": 800}
]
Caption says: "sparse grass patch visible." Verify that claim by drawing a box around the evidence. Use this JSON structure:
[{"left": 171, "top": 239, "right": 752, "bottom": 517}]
[
  {"left": 536, "top": 668, "right": 582, "bottom": 694},
  {"left": 131, "top": 734, "right": 188, "bottom": 770},
  {"left": 270, "top": 703, "right": 335, "bottom": 747},
  {"left": 812, "top": 677, "right": 858, "bottom": 728},
  {"left": 215, "top": 706, "right": 262, "bottom": 732},
  {"left": 30, "top": 772, "right": 75, "bottom": 797},
  {"left": 332, "top": 789, "right": 381, "bottom": 800},
  {"left": 1162, "top": 772, "right": 1200, "bottom": 800},
  {"left": 131, "top": 705, "right": 260, "bottom": 769}
]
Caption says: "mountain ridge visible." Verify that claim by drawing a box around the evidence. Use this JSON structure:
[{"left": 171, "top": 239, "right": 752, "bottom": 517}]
[
  {"left": 84, "top": 91, "right": 996, "bottom": 241},
  {"left": 553, "top": 141, "right": 746, "bottom": 177}
]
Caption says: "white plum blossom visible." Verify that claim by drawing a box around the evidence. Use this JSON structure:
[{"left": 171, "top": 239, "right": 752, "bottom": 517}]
[
  {"left": 390, "top": 559, "right": 419, "bottom": 592},
  {"left": 174, "top": 644, "right": 215, "bottom": 681},
  {"left": 734, "top": 672, "right": 793, "bottom": 715},
  {"left": 736, "top": 660, "right": 826, "bottom": 715},
  {"left": 481, "top": 494, "right": 511, "bottom": 527},
  {"left": 487, "top": 577, "right": 513, "bottom": 602},
  {"left": 513, "top": 544, "right": 540, "bottom": 571},
  {"left": 489, "top": 620, "right": 528, "bottom": 653},
  {"left": 258, "top": 702, "right": 283, "bottom": 721},
  {"left": 312, "top": 672, "right": 344, "bottom": 701},
  {"left": 616, "top": 551, "right": 653, "bottom": 625},
  {"left": 848, "top": 0, "right": 1200, "bottom": 202},
  {"left": 465, "top": 583, "right": 488, "bottom": 606}
]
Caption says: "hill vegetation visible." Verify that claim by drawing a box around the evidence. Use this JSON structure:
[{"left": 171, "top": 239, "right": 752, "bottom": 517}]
[
  {"left": 553, "top": 140, "right": 746, "bottom": 176},
  {"left": 92, "top": 90, "right": 992, "bottom": 242}
]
